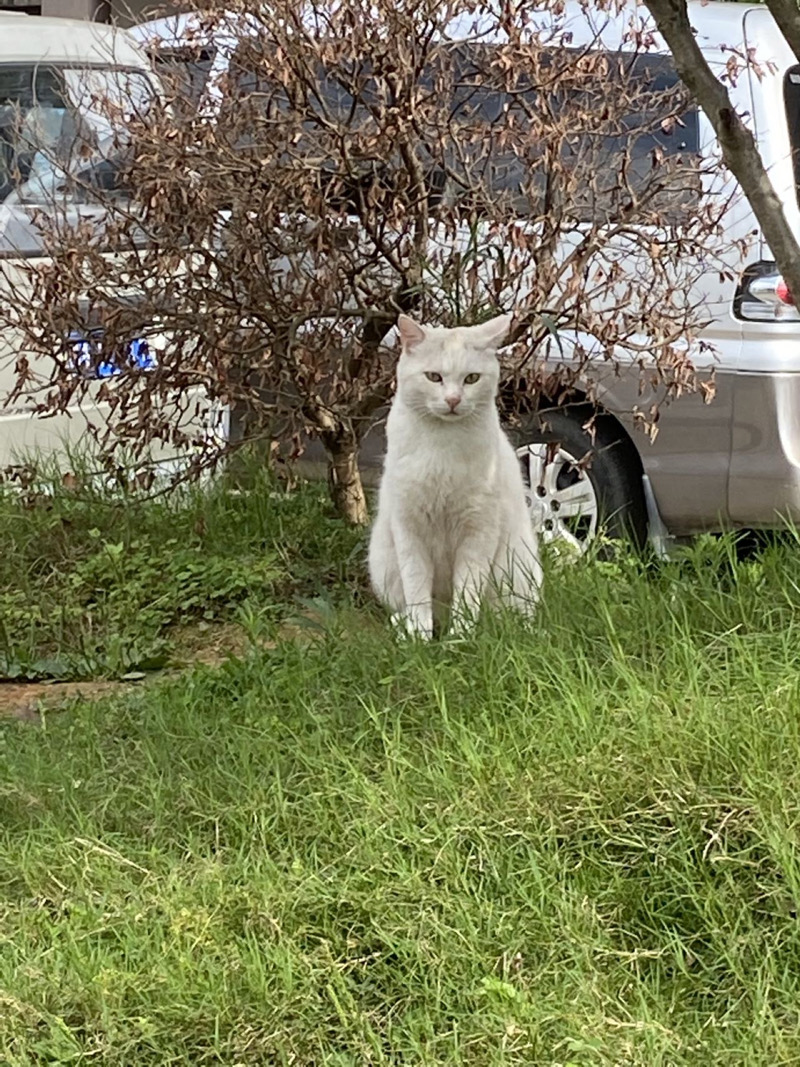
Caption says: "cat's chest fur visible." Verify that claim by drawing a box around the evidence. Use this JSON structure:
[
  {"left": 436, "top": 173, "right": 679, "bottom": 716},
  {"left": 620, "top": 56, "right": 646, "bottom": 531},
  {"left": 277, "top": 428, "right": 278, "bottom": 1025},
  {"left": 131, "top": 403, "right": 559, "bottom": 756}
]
[{"left": 384, "top": 416, "right": 502, "bottom": 526}]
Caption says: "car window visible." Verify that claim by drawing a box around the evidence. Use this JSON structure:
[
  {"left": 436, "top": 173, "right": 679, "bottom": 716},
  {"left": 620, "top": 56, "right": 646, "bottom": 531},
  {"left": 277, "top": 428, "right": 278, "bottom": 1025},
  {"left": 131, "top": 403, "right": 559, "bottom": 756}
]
[
  {"left": 449, "top": 45, "right": 701, "bottom": 222},
  {"left": 0, "top": 63, "right": 155, "bottom": 205}
]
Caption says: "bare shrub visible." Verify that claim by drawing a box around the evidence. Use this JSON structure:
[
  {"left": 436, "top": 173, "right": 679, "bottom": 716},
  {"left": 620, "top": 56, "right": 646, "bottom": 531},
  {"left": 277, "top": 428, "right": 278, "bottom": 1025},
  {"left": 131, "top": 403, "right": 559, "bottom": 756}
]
[{"left": 0, "top": 0, "right": 735, "bottom": 522}]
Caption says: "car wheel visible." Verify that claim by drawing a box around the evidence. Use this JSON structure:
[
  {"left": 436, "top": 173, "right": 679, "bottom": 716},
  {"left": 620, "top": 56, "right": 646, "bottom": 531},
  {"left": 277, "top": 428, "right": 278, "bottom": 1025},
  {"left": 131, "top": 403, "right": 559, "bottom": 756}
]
[{"left": 512, "top": 405, "right": 649, "bottom": 552}]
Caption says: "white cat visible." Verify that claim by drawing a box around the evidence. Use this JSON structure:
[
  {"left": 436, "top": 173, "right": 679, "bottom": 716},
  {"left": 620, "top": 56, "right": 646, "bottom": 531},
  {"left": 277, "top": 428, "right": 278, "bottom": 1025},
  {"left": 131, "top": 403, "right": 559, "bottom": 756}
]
[{"left": 368, "top": 313, "right": 542, "bottom": 638}]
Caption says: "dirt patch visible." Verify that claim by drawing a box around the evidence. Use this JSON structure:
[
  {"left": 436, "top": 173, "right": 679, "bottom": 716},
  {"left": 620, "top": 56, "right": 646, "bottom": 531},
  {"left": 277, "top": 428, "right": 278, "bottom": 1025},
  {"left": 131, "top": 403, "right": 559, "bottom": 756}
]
[
  {"left": 0, "top": 612, "right": 337, "bottom": 724},
  {"left": 0, "top": 679, "right": 126, "bottom": 722},
  {"left": 169, "top": 621, "right": 258, "bottom": 667},
  {"left": 0, "top": 622, "right": 267, "bottom": 723}
]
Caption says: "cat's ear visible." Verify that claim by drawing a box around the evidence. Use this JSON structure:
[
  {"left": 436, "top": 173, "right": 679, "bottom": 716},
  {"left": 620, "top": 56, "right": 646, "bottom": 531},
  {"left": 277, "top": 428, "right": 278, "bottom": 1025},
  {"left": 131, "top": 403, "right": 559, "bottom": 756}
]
[
  {"left": 469, "top": 313, "right": 513, "bottom": 352},
  {"left": 397, "top": 314, "right": 426, "bottom": 352}
]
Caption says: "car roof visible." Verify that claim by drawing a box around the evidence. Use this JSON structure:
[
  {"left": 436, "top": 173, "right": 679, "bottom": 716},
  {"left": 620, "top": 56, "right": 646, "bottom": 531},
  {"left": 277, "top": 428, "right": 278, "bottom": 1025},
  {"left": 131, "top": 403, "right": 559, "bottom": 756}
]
[
  {"left": 128, "top": 10, "right": 258, "bottom": 52},
  {"left": 0, "top": 13, "right": 149, "bottom": 68},
  {"left": 130, "top": 1, "right": 758, "bottom": 55}
]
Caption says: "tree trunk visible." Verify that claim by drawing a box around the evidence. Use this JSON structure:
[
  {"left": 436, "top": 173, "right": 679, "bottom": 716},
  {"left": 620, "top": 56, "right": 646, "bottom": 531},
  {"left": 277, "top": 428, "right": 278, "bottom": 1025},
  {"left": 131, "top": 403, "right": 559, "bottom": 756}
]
[
  {"left": 644, "top": 0, "right": 800, "bottom": 303},
  {"left": 326, "top": 432, "right": 369, "bottom": 526},
  {"left": 766, "top": 0, "right": 800, "bottom": 65}
]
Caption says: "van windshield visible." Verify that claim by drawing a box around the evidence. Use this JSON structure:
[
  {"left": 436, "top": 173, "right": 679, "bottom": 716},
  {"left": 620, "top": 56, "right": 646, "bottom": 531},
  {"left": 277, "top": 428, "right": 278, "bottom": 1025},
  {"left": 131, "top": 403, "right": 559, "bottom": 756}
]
[{"left": 0, "top": 64, "right": 155, "bottom": 205}]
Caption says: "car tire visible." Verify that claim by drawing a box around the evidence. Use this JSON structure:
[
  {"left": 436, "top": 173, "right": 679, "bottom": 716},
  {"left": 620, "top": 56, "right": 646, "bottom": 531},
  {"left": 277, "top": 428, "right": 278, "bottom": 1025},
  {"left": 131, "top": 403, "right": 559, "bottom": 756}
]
[{"left": 510, "top": 404, "right": 649, "bottom": 552}]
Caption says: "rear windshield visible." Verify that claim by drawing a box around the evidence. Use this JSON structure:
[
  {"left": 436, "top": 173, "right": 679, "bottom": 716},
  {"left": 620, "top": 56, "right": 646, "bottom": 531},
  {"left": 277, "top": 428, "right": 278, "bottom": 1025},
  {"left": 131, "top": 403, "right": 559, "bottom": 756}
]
[{"left": 0, "top": 63, "right": 155, "bottom": 204}]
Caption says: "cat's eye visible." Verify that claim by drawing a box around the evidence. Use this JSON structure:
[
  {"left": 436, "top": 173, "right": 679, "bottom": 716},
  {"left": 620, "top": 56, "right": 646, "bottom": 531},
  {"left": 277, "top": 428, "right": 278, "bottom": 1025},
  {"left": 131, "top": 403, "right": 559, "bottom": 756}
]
[
  {"left": 464, "top": 373, "right": 481, "bottom": 384},
  {"left": 425, "top": 372, "right": 443, "bottom": 383}
]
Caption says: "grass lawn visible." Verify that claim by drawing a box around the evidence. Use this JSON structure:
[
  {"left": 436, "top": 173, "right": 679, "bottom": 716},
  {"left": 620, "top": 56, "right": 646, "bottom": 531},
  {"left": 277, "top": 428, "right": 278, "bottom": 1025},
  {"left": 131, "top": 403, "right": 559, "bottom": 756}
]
[
  {"left": 0, "top": 464, "right": 364, "bottom": 681},
  {"left": 3, "top": 472, "right": 800, "bottom": 1063}
]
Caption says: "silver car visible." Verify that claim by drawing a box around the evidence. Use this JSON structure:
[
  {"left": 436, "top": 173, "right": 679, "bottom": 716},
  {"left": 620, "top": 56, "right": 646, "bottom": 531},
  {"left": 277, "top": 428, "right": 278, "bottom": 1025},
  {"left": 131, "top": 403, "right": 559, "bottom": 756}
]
[{"left": 135, "top": 2, "right": 800, "bottom": 556}]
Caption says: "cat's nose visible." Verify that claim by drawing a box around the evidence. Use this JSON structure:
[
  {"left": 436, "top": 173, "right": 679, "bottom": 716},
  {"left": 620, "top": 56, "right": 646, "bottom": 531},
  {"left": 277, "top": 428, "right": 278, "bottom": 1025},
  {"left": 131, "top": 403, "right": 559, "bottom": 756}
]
[{"left": 445, "top": 394, "right": 462, "bottom": 411}]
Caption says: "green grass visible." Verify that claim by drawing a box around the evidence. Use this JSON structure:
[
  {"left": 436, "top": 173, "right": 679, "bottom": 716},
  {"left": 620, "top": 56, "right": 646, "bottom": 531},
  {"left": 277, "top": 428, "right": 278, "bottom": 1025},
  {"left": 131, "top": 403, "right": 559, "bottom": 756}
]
[
  {"left": 4, "top": 481, "right": 800, "bottom": 1062},
  {"left": 0, "top": 462, "right": 364, "bottom": 679}
]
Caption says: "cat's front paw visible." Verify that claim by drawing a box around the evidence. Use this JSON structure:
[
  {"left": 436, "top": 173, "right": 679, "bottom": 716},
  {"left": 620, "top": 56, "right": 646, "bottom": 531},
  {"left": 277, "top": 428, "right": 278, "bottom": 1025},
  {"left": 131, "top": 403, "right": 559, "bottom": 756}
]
[{"left": 390, "top": 612, "right": 433, "bottom": 642}]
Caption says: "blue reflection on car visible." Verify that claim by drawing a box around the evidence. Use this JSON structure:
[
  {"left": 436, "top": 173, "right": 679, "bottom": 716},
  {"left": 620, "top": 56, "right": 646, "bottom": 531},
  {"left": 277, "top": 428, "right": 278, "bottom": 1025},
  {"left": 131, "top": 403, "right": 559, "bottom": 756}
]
[{"left": 68, "top": 330, "right": 157, "bottom": 378}]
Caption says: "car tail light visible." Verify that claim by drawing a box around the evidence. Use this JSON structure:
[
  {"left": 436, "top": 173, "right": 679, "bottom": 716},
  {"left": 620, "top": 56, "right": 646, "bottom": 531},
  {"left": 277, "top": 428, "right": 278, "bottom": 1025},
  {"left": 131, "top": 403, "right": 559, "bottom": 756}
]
[
  {"left": 777, "top": 277, "right": 795, "bottom": 305},
  {"left": 739, "top": 270, "right": 800, "bottom": 320}
]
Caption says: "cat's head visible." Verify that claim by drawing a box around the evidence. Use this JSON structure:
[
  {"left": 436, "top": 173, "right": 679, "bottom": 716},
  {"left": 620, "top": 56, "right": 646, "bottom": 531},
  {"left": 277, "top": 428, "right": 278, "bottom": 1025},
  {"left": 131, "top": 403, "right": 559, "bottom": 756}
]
[{"left": 394, "top": 313, "right": 512, "bottom": 422}]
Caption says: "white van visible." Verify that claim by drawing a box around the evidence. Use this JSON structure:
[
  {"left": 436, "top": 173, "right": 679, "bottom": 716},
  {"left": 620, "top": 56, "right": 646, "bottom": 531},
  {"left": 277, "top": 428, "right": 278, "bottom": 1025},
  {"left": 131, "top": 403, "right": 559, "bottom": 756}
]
[
  {"left": 132, "top": 4, "right": 800, "bottom": 552},
  {"left": 0, "top": 13, "right": 218, "bottom": 476}
]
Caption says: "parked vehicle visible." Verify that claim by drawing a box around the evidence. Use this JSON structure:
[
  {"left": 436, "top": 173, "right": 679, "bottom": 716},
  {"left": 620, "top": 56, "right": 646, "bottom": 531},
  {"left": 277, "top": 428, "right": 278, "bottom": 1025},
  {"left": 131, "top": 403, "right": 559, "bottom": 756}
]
[
  {"left": 0, "top": 13, "right": 218, "bottom": 475},
  {"left": 132, "top": 3, "right": 800, "bottom": 553}
]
